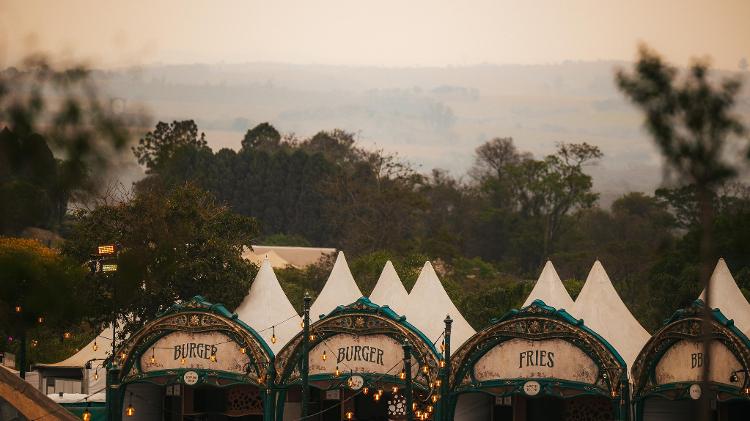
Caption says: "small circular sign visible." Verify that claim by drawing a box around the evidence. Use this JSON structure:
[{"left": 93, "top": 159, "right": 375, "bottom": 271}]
[
  {"left": 183, "top": 371, "right": 199, "bottom": 385},
  {"left": 523, "top": 380, "right": 541, "bottom": 396},
  {"left": 689, "top": 384, "right": 702, "bottom": 400},
  {"left": 348, "top": 375, "right": 364, "bottom": 390}
]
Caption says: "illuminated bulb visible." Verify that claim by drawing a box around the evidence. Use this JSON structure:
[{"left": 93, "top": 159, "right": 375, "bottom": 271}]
[
  {"left": 92, "top": 342, "right": 98, "bottom": 352},
  {"left": 416, "top": 410, "right": 422, "bottom": 417},
  {"left": 346, "top": 411, "right": 354, "bottom": 420},
  {"left": 392, "top": 386, "right": 399, "bottom": 394},
  {"left": 14, "top": 305, "right": 21, "bottom": 313},
  {"left": 744, "top": 386, "right": 750, "bottom": 396},
  {"left": 120, "top": 352, "right": 126, "bottom": 360},
  {"left": 431, "top": 395, "right": 438, "bottom": 403},
  {"left": 150, "top": 355, "right": 156, "bottom": 365},
  {"left": 362, "top": 387, "right": 369, "bottom": 395},
  {"left": 435, "top": 379, "right": 442, "bottom": 387},
  {"left": 422, "top": 365, "right": 429, "bottom": 374},
  {"left": 126, "top": 404, "right": 135, "bottom": 417},
  {"left": 82, "top": 408, "right": 92, "bottom": 421},
  {"left": 335, "top": 366, "right": 340, "bottom": 377},
  {"left": 399, "top": 369, "right": 406, "bottom": 380},
  {"left": 439, "top": 360, "right": 445, "bottom": 368},
  {"left": 309, "top": 334, "right": 315, "bottom": 341},
  {"left": 181, "top": 357, "right": 186, "bottom": 365},
  {"left": 373, "top": 393, "right": 380, "bottom": 401},
  {"left": 31, "top": 339, "right": 38, "bottom": 348},
  {"left": 37, "top": 316, "right": 44, "bottom": 324},
  {"left": 64, "top": 332, "right": 72, "bottom": 339},
  {"left": 210, "top": 353, "right": 217, "bottom": 362},
  {"left": 271, "top": 334, "right": 277, "bottom": 344},
  {"left": 240, "top": 347, "right": 246, "bottom": 354},
  {"left": 322, "top": 351, "right": 327, "bottom": 361},
  {"left": 377, "top": 388, "right": 383, "bottom": 396},
  {"left": 412, "top": 402, "right": 417, "bottom": 410},
  {"left": 427, "top": 405, "right": 433, "bottom": 413},
  {"left": 94, "top": 371, "right": 99, "bottom": 381}
]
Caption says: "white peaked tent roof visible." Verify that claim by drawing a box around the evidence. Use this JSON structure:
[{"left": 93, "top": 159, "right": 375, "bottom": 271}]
[
  {"left": 369, "top": 261, "right": 409, "bottom": 315},
  {"left": 405, "top": 262, "right": 476, "bottom": 348},
  {"left": 699, "top": 259, "right": 750, "bottom": 335},
  {"left": 522, "top": 260, "right": 575, "bottom": 310},
  {"left": 310, "top": 251, "right": 363, "bottom": 319},
  {"left": 235, "top": 256, "right": 301, "bottom": 352},
  {"left": 37, "top": 325, "right": 114, "bottom": 368},
  {"left": 571, "top": 261, "right": 650, "bottom": 373}
]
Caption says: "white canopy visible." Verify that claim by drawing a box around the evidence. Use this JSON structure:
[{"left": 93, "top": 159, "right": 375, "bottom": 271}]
[
  {"left": 242, "top": 247, "right": 292, "bottom": 269},
  {"left": 699, "top": 258, "right": 750, "bottom": 335},
  {"left": 310, "top": 251, "right": 363, "bottom": 320},
  {"left": 36, "top": 325, "right": 114, "bottom": 369},
  {"left": 251, "top": 245, "right": 336, "bottom": 268},
  {"left": 235, "top": 256, "right": 302, "bottom": 352},
  {"left": 522, "top": 260, "right": 575, "bottom": 310},
  {"left": 368, "top": 261, "right": 409, "bottom": 315},
  {"left": 405, "top": 262, "right": 476, "bottom": 348},
  {"left": 571, "top": 261, "right": 650, "bottom": 373}
]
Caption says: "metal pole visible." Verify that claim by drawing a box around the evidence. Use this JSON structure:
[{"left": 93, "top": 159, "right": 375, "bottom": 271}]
[
  {"left": 301, "top": 292, "right": 311, "bottom": 419},
  {"left": 403, "top": 339, "right": 413, "bottom": 421},
  {"left": 441, "top": 315, "right": 452, "bottom": 421}
]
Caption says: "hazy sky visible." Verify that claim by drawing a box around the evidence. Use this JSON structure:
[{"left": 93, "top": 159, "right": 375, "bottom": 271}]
[{"left": 1, "top": 0, "right": 748, "bottom": 69}]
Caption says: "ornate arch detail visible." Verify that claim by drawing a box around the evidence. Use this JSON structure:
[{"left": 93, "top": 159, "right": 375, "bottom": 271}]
[
  {"left": 275, "top": 298, "right": 441, "bottom": 391},
  {"left": 115, "top": 296, "right": 274, "bottom": 387},
  {"left": 450, "top": 300, "right": 626, "bottom": 398},
  {"left": 631, "top": 300, "right": 750, "bottom": 401}
]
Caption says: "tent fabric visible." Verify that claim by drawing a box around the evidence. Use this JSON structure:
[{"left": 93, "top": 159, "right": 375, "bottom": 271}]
[
  {"left": 699, "top": 258, "right": 750, "bottom": 335},
  {"left": 405, "top": 262, "right": 476, "bottom": 348},
  {"left": 36, "top": 326, "right": 114, "bottom": 369},
  {"left": 571, "top": 261, "right": 650, "bottom": 373},
  {"left": 242, "top": 247, "right": 292, "bottom": 269},
  {"left": 368, "top": 261, "right": 409, "bottom": 316},
  {"left": 251, "top": 245, "right": 336, "bottom": 268},
  {"left": 235, "top": 256, "right": 302, "bottom": 352},
  {"left": 522, "top": 260, "right": 575, "bottom": 310},
  {"left": 310, "top": 251, "right": 363, "bottom": 320}
]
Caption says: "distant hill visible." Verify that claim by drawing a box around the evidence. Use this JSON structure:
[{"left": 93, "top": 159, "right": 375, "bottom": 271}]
[{"left": 93, "top": 61, "right": 750, "bottom": 206}]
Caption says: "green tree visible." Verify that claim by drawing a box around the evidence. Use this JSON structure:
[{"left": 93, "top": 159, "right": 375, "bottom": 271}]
[
  {"left": 63, "top": 182, "right": 259, "bottom": 339},
  {"left": 241, "top": 122, "right": 282, "bottom": 151},
  {"left": 132, "top": 120, "right": 208, "bottom": 172},
  {"left": 0, "top": 238, "right": 87, "bottom": 378},
  {"left": 617, "top": 45, "right": 748, "bottom": 419}
]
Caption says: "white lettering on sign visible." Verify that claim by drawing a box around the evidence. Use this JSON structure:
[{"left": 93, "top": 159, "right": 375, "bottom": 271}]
[
  {"left": 474, "top": 338, "right": 598, "bottom": 384},
  {"left": 309, "top": 334, "right": 417, "bottom": 376},
  {"left": 655, "top": 340, "right": 742, "bottom": 385},
  {"left": 141, "top": 331, "right": 251, "bottom": 374}
]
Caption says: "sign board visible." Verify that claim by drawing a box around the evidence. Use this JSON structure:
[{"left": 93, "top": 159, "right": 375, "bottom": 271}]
[
  {"left": 474, "top": 338, "right": 599, "bottom": 384},
  {"left": 141, "top": 331, "right": 251, "bottom": 374},
  {"left": 348, "top": 375, "right": 364, "bottom": 390},
  {"left": 523, "top": 381, "right": 541, "bottom": 396},
  {"left": 309, "top": 334, "right": 417, "bottom": 377},
  {"left": 325, "top": 389, "right": 341, "bottom": 400},
  {"left": 183, "top": 371, "right": 199, "bottom": 385},
  {"left": 655, "top": 340, "right": 742, "bottom": 385},
  {"left": 689, "top": 384, "right": 702, "bottom": 400}
]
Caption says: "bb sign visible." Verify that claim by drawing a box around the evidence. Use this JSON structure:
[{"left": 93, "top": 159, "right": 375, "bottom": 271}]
[
  {"left": 655, "top": 340, "right": 743, "bottom": 386},
  {"left": 141, "top": 331, "right": 251, "bottom": 374}
]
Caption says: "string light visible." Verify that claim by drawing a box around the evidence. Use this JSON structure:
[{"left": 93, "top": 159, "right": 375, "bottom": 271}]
[
  {"left": 335, "top": 366, "right": 340, "bottom": 377},
  {"left": 82, "top": 408, "right": 92, "bottom": 421},
  {"left": 309, "top": 334, "right": 315, "bottom": 341},
  {"left": 126, "top": 393, "right": 135, "bottom": 417},
  {"left": 322, "top": 350, "right": 327, "bottom": 361},
  {"left": 422, "top": 364, "right": 429, "bottom": 374},
  {"left": 150, "top": 348, "right": 156, "bottom": 365},
  {"left": 373, "top": 393, "right": 381, "bottom": 402},
  {"left": 240, "top": 347, "right": 246, "bottom": 354},
  {"left": 427, "top": 405, "right": 433, "bottom": 413},
  {"left": 345, "top": 411, "right": 354, "bottom": 420},
  {"left": 399, "top": 368, "right": 406, "bottom": 380},
  {"left": 431, "top": 395, "right": 438, "bottom": 403},
  {"left": 31, "top": 339, "right": 38, "bottom": 348},
  {"left": 271, "top": 326, "right": 277, "bottom": 344},
  {"left": 64, "top": 332, "right": 72, "bottom": 339},
  {"left": 391, "top": 386, "right": 399, "bottom": 394},
  {"left": 435, "top": 379, "right": 442, "bottom": 387},
  {"left": 14, "top": 305, "right": 21, "bottom": 313},
  {"left": 37, "top": 316, "right": 44, "bottom": 324},
  {"left": 93, "top": 341, "right": 98, "bottom": 352},
  {"left": 181, "top": 357, "right": 186, "bottom": 365},
  {"left": 210, "top": 350, "right": 217, "bottom": 363},
  {"left": 120, "top": 352, "right": 126, "bottom": 360},
  {"left": 377, "top": 388, "right": 383, "bottom": 396},
  {"left": 362, "top": 387, "right": 369, "bottom": 395},
  {"left": 439, "top": 360, "right": 445, "bottom": 368},
  {"left": 94, "top": 370, "right": 99, "bottom": 381}
]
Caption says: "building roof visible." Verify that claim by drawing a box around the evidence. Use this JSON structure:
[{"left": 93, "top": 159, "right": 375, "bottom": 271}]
[
  {"left": 522, "top": 260, "right": 575, "bottom": 311},
  {"left": 235, "top": 255, "right": 302, "bottom": 352},
  {"left": 35, "top": 325, "right": 113, "bottom": 369},
  {"left": 571, "top": 261, "right": 650, "bottom": 373},
  {"left": 699, "top": 258, "right": 750, "bottom": 335},
  {"left": 368, "top": 261, "right": 409, "bottom": 316},
  {"left": 242, "top": 247, "right": 292, "bottom": 269},
  {"left": 310, "top": 251, "right": 363, "bottom": 319},
  {"left": 405, "top": 262, "right": 476, "bottom": 348},
  {"left": 251, "top": 245, "right": 336, "bottom": 268}
]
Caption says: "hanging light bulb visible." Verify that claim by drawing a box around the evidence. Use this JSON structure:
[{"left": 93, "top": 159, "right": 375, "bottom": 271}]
[
  {"left": 37, "top": 316, "right": 44, "bottom": 324},
  {"left": 14, "top": 305, "right": 21, "bottom": 313},
  {"left": 422, "top": 364, "right": 429, "bottom": 374},
  {"left": 416, "top": 410, "right": 422, "bottom": 418},
  {"left": 435, "top": 379, "right": 442, "bottom": 387},
  {"left": 31, "top": 339, "right": 38, "bottom": 348},
  {"left": 439, "top": 360, "right": 445, "bottom": 368},
  {"left": 335, "top": 366, "right": 341, "bottom": 377},
  {"left": 92, "top": 341, "right": 98, "bottom": 352},
  {"left": 271, "top": 326, "right": 277, "bottom": 344},
  {"left": 210, "top": 352, "right": 217, "bottom": 363},
  {"left": 392, "top": 386, "right": 399, "bottom": 394},
  {"left": 309, "top": 334, "right": 315, "bottom": 341},
  {"left": 126, "top": 393, "right": 135, "bottom": 417},
  {"left": 744, "top": 385, "right": 750, "bottom": 396},
  {"left": 322, "top": 350, "right": 327, "bottom": 361},
  {"left": 64, "top": 332, "right": 72, "bottom": 339},
  {"left": 427, "top": 405, "right": 433, "bottom": 413},
  {"left": 82, "top": 408, "right": 92, "bottom": 421},
  {"left": 300, "top": 320, "right": 304, "bottom": 328},
  {"left": 240, "top": 347, "right": 246, "bottom": 354},
  {"left": 120, "top": 352, "right": 126, "bottom": 360},
  {"left": 362, "top": 387, "right": 369, "bottom": 395},
  {"left": 412, "top": 402, "right": 417, "bottom": 410},
  {"left": 94, "top": 370, "right": 99, "bottom": 381},
  {"left": 150, "top": 353, "right": 156, "bottom": 365},
  {"left": 431, "top": 395, "right": 438, "bottom": 403},
  {"left": 399, "top": 368, "right": 406, "bottom": 380},
  {"left": 345, "top": 411, "right": 354, "bottom": 420},
  {"left": 181, "top": 357, "right": 186, "bottom": 365},
  {"left": 373, "top": 393, "right": 380, "bottom": 401}
]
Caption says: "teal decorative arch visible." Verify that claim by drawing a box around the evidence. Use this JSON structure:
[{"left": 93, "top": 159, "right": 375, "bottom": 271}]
[
  {"left": 631, "top": 300, "right": 750, "bottom": 419},
  {"left": 115, "top": 296, "right": 274, "bottom": 388},
  {"left": 448, "top": 300, "right": 628, "bottom": 420},
  {"left": 273, "top": 297, "right": 442, "bottom": 419}
]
